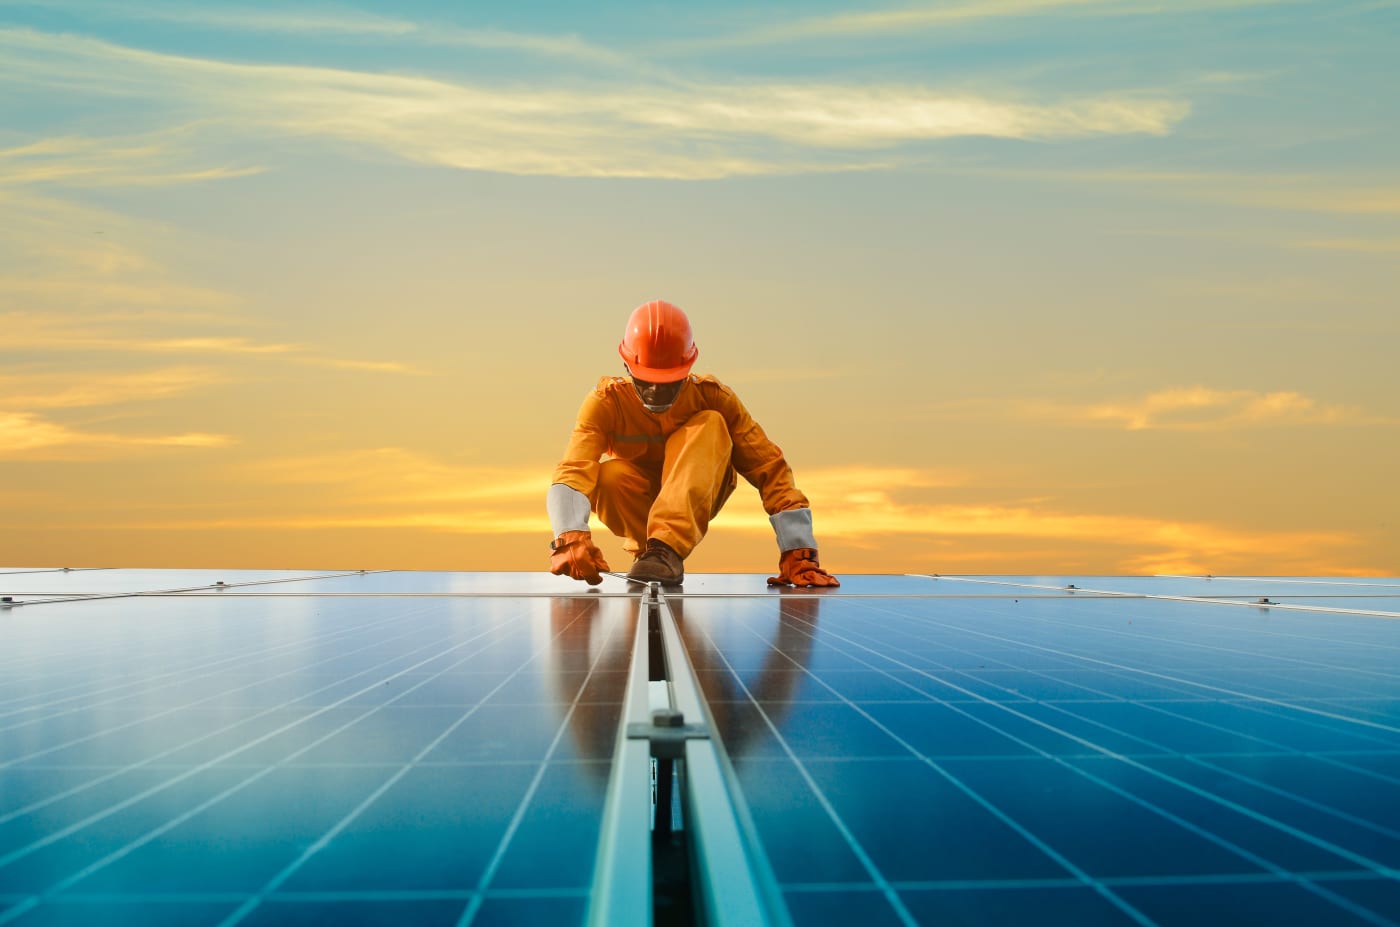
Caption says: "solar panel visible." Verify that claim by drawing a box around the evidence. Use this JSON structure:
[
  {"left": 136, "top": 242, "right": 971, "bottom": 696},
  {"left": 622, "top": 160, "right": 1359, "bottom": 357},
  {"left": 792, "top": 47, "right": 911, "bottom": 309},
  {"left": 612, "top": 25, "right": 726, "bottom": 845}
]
[{"left": 3, "top": 571, "right": 1399, "bottom": 925}]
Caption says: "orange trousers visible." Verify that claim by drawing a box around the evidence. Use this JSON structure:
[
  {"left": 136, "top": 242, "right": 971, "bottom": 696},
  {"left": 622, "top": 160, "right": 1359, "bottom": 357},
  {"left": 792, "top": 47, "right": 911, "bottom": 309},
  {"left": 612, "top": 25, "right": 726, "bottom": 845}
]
[{"left": 591, "top": 410, "right": 737, "bottom": 559}]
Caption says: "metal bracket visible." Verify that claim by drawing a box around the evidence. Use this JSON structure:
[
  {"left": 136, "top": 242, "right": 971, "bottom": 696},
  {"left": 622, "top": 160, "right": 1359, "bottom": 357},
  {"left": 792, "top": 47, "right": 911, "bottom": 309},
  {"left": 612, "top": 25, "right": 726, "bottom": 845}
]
[{"left": 626, "top": 709, "right": 710, "bottom": 759}]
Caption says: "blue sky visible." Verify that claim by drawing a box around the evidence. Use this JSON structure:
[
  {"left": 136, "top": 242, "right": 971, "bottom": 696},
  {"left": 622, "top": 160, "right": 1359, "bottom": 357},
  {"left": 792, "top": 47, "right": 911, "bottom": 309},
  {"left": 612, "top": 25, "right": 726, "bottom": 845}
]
[{"left": 2, "top": 0, "right": 1397, "bottom": 574}]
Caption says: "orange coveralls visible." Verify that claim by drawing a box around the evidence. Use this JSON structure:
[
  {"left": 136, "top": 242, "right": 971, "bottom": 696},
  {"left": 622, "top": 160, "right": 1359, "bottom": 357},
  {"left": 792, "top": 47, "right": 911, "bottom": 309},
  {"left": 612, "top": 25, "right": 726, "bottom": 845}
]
[{"left": 552, "top": 375, "right": 810, "bottom": 558}]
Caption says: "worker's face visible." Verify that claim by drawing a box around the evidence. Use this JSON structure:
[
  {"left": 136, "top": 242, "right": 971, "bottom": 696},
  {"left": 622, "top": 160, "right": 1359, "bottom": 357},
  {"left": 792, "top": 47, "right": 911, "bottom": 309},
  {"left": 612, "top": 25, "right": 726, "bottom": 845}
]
[{"left": 627, "top": 369, "right": 687, "bottom": 413}]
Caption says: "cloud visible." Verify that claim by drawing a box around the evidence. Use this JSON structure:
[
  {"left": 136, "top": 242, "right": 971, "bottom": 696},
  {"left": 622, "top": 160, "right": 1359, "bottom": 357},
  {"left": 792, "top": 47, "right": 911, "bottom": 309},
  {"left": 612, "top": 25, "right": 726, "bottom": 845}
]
[
  {"left": 136, "top": 511, "right": 551, "bottom": 534},
  {"left": 0, "top": 312, "right": 296, "bottom": 355},
  {"left": 0, "top": 410, "right": 234, "bottom": 458},
  {"left": 246, "top": 448, "right": 549, "bottom": 504},
  {"left": 0, "top": 311, "right": 423, "bottom": 373},
  {"left": 0, "top": 27, "right": 1189, "bottom": 181},
  {"left": 696, "top": 0, "right": 1303, "bottom": 47},
  {"left": 0, "top": 366, "right": 224, "bottom": 409},
  {"left": 2, "top": 0, "right": 636, "bottom": 69},
  {"left": 1080, "top": 387, "right": 1386, "bottom": 430},
  {"left": 0, "top": 132, "right": 262, "bottom": 188},
  {"left": 984, "top": 167, "right": 1400, "bottom": 217},
  {"left": 923, "top": 387, "right": 1392, "bottom": 430},
  {"left": 715, "top": 464, "right": 1365, "bottom": 574},
  {"left": 121, "top": 448, "right": 559, "bottom": 535}
]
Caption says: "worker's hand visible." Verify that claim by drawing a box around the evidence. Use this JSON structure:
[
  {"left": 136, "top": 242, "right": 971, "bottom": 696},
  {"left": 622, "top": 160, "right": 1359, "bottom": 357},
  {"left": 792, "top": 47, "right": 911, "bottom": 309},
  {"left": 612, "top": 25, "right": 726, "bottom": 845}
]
[
  {"left": 767, "top": 548, "right": 840, "bottom": 588},
  {"left": 550, "top": 530, "right": 611, "bottom": 585}
]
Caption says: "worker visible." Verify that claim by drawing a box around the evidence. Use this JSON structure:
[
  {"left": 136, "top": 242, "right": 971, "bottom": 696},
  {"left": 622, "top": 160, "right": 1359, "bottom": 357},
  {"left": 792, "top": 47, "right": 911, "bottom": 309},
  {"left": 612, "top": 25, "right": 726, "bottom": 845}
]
[{"left": 547, "top": 299, "right": 840, "bottom": 587}]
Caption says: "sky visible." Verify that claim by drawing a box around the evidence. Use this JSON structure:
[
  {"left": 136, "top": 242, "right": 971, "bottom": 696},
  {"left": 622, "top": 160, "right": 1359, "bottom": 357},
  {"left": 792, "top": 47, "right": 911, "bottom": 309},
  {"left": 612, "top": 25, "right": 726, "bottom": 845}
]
[{"left": 1, "top": 0, "right": 1397, "bottom": 577}]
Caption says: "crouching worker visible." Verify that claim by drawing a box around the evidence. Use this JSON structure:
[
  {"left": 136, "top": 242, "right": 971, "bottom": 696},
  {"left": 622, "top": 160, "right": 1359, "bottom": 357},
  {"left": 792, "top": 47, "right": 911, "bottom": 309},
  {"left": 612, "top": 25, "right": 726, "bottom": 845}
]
[{"left": 547, "top": 299, "right": 840, "bottom": 588}]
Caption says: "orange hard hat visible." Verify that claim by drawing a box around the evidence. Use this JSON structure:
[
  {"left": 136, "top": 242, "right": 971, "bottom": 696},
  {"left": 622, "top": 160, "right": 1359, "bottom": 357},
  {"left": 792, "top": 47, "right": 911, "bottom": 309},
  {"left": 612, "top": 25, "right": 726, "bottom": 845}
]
[{"left": 617, "top": 299, "right": 698, "bottom": 382}]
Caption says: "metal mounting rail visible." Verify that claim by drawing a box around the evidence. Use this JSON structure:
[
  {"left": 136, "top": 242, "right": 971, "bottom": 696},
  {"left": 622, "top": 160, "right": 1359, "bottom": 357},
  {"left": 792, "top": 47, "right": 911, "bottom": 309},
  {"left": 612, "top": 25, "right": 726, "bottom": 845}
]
[{"left": 588, "top": 584, "right": 791, "bottom": 927}]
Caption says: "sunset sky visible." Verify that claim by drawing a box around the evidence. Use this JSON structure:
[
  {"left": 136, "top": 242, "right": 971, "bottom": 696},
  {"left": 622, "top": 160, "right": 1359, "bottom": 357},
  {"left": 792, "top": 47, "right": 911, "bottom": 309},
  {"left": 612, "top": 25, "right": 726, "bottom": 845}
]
[{"left": 2, "top": 0, "right": 1397, "bottom": 577}]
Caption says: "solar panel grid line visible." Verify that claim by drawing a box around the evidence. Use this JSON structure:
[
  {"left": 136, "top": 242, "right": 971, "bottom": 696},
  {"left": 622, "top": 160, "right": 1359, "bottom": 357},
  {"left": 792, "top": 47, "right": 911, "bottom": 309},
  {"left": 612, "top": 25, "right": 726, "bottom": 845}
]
[
  {"left": 1221, "top": 699, "right": 1400, "bottom": 752},
  {"left": 0, "top": 585, "right": 422, "bottom": 686},
  {"left": 925, "top": 596, "right": 1400, "bottom": 665},
  {"left": 880, "top": 599, "right": 1400, "bottom": 739},
  {"left": 0, "top": 596, "right": 451, "bottom": 728},
  {"left": 0, "top": 599, "right": 464, "bottom": 771},
  {"left": 1172, "top": 754, "right": 1400, "bottom": 843},
  {"left": 688, "top": 604, "right": 1163, "bottom": 927},
  {"left": 865, "top": 609, "right": 1400, "bottom": 757},
  {"left": 451, "top": 603, "right": 629, "bottom": 927},
  {"left": 751, "top": 599, "right": 1400, "bottom": 924},
  {"left": 1107, "top": 597, "right": 1400, "bottom": 621},
  {"left": 0, "top": 593, "right": 267, "bottom": 682},
  {"left": 923, "top": 576, "right": 1400, "bottom": 616},
  {"left": 685, "top": 618, "right": 924, "bottom": 927},
  {"left": 1027, "top": 701, "right": 1400, "bottom": 845},
  {"left": 1094, "top": 698, "right": 1400, "bottom": 764},
  {"left": 914, "top": 576, "right": 1104, "bottom": 593},
  {"left": 0, "top": 605, "right": 486, "bottom": 832},
  {"left": 1154, "top": 577, "right": 1400, "bottom": 591},
  {"left": 210, "top": 599, "right": 628, "bottom": 927},
  {"left": 825, "top": 600, "right": 1400, "bottom": 774},
  {"left": 0, "top": 570, "right": 393, "bottom": 609},
  {"left": 0, "top": 598, "right": 550, "bottom": 918},
  {"left": 155, "top": 591, "right": 644, "bottom": 598}
]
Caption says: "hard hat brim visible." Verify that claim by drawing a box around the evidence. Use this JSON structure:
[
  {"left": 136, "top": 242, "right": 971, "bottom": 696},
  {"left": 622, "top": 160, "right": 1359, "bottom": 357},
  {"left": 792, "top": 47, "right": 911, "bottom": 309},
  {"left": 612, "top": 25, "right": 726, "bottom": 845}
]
[{"left": 618, "top": 342, "right": 697, "bottom": 382}]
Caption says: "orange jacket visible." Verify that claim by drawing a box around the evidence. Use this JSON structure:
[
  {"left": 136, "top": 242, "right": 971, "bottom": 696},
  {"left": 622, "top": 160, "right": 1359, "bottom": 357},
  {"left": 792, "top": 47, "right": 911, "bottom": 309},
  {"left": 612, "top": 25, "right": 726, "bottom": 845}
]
[{"left": 553, "top": 375, "right": 810, "bottom": 515}]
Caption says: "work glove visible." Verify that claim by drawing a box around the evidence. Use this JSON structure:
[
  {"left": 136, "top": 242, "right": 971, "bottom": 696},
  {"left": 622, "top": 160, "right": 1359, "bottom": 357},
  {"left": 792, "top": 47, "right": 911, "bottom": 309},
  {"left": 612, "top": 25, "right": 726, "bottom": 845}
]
[
  {"left": 767, "top": 548, "right": 840, "bottom": 588},
  {"left": 550, "top": 530, "right": 611, "bottom": 585}
]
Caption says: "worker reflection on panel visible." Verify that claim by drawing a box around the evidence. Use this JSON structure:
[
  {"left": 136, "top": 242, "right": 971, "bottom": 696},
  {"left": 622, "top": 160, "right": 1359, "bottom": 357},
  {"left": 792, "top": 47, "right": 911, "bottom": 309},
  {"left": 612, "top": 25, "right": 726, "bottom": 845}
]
[
  {"left": 671, "top": 592, "right": 821, "bottom": 758},
  {"left": 548, "top": 595, "right": 630, "bottom": 791},
  {"left": 546, "top": 299, "right": 840, "bottom": 589}
]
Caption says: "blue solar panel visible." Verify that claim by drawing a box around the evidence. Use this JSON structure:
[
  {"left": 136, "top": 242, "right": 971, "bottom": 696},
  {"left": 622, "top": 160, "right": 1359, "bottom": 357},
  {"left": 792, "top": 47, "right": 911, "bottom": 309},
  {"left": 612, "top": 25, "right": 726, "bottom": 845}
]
[
  {"left": 1, "top": 582, "right": 634, "bottom": 926},
  {"left": 3, "top": 571, "right": 1399, "bottom": 926},
  {"left": 674, "top": 586, "right": 1400, "bottom": 926}
]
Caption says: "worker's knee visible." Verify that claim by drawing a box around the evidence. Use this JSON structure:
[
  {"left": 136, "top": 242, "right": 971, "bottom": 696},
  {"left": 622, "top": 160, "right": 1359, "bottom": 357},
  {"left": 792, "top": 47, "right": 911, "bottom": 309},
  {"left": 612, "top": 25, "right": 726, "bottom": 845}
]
[{"left": 679, "top": 409, "right": 731, "bottom": 453}]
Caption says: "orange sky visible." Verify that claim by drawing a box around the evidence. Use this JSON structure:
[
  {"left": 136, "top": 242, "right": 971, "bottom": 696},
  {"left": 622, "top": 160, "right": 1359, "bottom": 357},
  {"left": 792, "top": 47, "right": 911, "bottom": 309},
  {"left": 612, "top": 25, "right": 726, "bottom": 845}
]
[{"left": 2, "top": 2, "right": 1397, "bottom": 577}]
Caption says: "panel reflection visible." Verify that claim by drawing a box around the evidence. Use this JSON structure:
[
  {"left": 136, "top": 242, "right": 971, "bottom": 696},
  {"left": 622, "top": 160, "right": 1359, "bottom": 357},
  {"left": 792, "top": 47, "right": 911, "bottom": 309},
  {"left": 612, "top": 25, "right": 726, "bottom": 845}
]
[
  {"left": 544, "top": 595, "right": 634, "bottom": 790},
  {"left": 672, "top": 593, "right": 821, "bottom": 758}
]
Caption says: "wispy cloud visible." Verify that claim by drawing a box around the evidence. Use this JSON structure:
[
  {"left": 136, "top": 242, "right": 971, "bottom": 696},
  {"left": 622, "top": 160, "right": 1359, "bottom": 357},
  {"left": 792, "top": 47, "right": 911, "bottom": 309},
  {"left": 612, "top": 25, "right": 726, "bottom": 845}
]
[
  {"left": 0, "top": 132, "right": 261, "bottom": 188},
  {"left": 696, "top": 0, "right": 1304, "bottom": 48},
  {"left": 247, "top": 448, "right": 549, "bottom": 504},
  {"left": 0, "top": 410, "right": 233, "bottom": 458},
  {"left": 0, "top": 311, "right": 422, "bottom": 373},
  {"left": 924, "top": 386, "right": 1393, "bottom": 430},
  {"left": 151, "top": 448, "right": 559, "bottom": 535},
  {"left": 1, "top": 0, "right": 636, "bottom": 69},
  {"left": 0, "top": 27, "right": 1189, "bottom": 180},
  {"left": 1077, "top": 387, "right": 1387, "bottom": 430},
  {"left": 717, "top": 464, "right": 1365, "bottom": 574},
  {"left": 988, "top": 167, "right": 1400, "bottom": 216},
  {"left": 0, "top": 366, "right": 223, "bottom": 409},
  {"left": 0, "top": 312, "right": 297, "bottom": 355}
]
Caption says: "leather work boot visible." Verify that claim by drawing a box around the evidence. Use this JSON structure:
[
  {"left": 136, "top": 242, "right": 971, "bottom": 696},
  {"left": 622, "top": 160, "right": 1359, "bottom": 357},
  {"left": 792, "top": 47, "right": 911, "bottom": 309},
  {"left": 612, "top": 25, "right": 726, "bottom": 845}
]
[{"left": 626, "top": 539, "right": 684, "bottom": 585}]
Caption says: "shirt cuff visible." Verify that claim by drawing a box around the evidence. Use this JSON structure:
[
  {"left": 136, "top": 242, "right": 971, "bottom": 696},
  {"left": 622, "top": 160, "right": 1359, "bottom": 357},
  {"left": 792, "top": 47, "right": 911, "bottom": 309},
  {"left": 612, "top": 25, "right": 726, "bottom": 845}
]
[
  {"left": 547, "top": 483, "right": 592, "bottom": 537},
  {"left": 770, "top": 507, "right": 817, "bottom": 551}
]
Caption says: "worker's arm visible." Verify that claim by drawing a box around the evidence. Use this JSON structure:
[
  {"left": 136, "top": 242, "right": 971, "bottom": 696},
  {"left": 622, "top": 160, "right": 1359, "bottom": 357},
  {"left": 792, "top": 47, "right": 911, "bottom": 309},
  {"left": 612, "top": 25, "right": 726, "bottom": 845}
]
[
  {"left": 698, "top": 379, "right": 839, "bottom": 587},
  {"left": 546, "top": 382, "right": 615, "bottom": 584},
  {"left": 551, "top": 381, "right": 614, "bottom": 500},
  {"left": 767, "top": 508, "right": 840, "bottom": 587}
]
